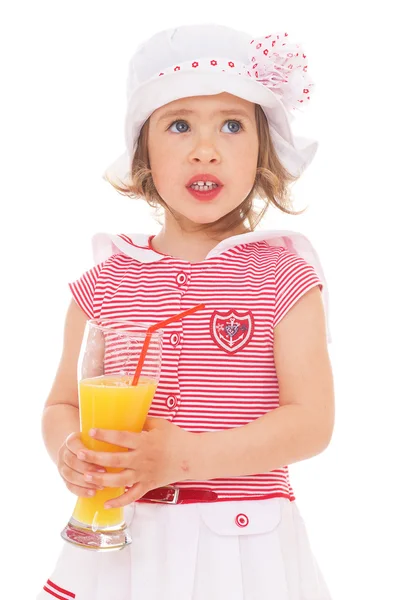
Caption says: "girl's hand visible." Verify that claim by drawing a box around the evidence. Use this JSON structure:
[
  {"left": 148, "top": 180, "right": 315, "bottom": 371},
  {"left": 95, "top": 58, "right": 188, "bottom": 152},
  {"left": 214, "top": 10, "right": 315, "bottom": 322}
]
[
  {"left": 57, "top": 432, "right": 107, "bottom": 497},
  {"left": 77, "top": 417, "right": 194, "bottom": 508}
]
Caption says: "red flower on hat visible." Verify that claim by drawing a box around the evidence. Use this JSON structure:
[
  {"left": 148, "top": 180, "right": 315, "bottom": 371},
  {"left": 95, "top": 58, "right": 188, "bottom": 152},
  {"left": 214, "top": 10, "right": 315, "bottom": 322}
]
[{"left": 247, "top": 31, "right": 314, "bottom": 112}]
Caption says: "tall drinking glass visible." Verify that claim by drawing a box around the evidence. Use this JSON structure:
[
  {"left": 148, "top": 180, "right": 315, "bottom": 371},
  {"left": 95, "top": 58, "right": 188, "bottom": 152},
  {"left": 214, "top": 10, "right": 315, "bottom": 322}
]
[{"left": 60, "top": 318, "right": 163, "bottom": 551}]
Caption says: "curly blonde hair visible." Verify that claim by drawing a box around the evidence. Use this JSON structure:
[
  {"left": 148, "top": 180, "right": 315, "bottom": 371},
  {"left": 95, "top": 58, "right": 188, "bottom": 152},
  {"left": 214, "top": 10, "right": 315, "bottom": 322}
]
[{"left": 105, "top": 104, "right": 306, "bottom": 233}]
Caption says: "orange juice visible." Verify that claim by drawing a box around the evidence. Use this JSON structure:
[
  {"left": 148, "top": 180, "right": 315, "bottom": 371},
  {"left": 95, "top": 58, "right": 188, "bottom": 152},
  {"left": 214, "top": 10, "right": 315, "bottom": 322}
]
[{"left": 72, "top": 374, "right": 157, "bottom": 529}]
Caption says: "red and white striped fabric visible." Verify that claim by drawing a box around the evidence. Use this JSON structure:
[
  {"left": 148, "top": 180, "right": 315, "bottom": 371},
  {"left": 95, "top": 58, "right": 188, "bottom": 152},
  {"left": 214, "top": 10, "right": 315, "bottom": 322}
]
[
  {"left": 69, "top": 229, "right": 330, "bottom": 503},
  {"left": 43, "top": 579, "right": 75, "bottom": 599}
]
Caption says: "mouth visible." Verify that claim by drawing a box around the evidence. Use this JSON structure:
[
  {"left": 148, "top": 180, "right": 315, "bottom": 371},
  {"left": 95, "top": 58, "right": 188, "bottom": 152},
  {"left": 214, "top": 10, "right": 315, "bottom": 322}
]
[
  {"left": 186, "top": 184, "right": 223, "bottom": 202},
  {"left": 186, "top": 174, "right": 224, "bottom": 188}
]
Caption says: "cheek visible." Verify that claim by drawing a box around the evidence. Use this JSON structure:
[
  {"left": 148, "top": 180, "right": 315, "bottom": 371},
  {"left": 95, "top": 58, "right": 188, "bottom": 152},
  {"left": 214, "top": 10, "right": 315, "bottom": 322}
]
[
  {"left": 234, "top": 153, "right": 258, "bottom": 189},
  {"left": 150, "top": 151, "right": 178, "bottom": 190}
]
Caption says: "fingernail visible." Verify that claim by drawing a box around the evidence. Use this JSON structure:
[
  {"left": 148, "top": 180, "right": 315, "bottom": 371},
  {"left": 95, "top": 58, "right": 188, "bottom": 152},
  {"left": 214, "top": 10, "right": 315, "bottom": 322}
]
[
  {"left": 104, "top": 503, "right": 112, "bottom": 509},
  {"left": 89, "top": 429, "right": 97, "bottom": 437},
  {"left": 85, "top": 474, "right": 93, "bottom": 482},
  {"left": 78, "top": 452, "right": 87, "bottom": 460},
  {"left": 98, "top": 468, "right": 106, "bottom": 473}
]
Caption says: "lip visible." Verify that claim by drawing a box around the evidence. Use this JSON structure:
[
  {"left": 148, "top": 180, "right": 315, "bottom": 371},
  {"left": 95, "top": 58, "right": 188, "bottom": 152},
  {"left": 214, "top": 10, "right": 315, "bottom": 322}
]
[
  {"left": 186, "top": 173, "right": 224, "bottom": 187},
  {"left": 187, "top": 185, "right": 222, "bottom": 202}
]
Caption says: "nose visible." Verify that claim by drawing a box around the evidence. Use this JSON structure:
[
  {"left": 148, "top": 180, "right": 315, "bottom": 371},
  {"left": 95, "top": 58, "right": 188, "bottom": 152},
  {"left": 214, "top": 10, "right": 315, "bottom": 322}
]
[{"left": 188, "top": 136, "right": 221, "bottom": 164}]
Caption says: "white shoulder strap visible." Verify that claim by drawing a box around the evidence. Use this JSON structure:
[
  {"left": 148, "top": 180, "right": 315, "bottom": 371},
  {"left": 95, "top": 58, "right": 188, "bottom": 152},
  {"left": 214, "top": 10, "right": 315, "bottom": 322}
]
[{"left": 92, "top": 232, "right": 163, "bottom": 264}]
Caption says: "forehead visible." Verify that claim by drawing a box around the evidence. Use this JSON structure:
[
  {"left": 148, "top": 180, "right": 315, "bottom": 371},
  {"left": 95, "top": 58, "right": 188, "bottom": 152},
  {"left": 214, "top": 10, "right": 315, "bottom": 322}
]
[{"left": 152, "top": 92, "right": 255, "bottom": 121}]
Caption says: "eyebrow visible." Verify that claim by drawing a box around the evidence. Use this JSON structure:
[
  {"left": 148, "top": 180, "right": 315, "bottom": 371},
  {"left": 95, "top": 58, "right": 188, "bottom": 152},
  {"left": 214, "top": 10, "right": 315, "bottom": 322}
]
[{"left": 157, "top": 108, "right": 252, "bottom": 123}]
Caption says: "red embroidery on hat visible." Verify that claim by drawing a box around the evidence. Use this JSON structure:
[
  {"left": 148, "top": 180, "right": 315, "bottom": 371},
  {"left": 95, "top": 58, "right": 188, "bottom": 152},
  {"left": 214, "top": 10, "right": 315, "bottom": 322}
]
[
  {"left": 192, "top": 62, "right": 199, "bottom": 68},
  {"left": 210, "top": 310, "right": 254, "bottom": 354},
  {"left": 263, "top": 49, "right": 269, "bottom": 55},
  {"left": 228, "top": 61, "right": 235, "bottom": 67},
  {"left": 303, "top": 88, "right": 309, "bottom": 93},
  {"left": 174, "top": 66, "right": 180, "bottom": 71},
  {"left": 211, "top": 60, "right": 217, "bottom": 66},
  {"left": 285, "top": 32, "right": 288, "bottom": 36},
  {"left": 256, "top": 43, "right": 262, "bottom": 49}
]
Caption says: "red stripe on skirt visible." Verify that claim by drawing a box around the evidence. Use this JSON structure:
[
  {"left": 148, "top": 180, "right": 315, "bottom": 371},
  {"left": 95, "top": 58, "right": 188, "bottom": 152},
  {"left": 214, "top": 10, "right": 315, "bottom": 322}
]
[
  {"left": 43, "top": 587, "right": 70, "bottom": 600},
  {"left": 44, "top": 579, "right": 76, "bottom": 599}
]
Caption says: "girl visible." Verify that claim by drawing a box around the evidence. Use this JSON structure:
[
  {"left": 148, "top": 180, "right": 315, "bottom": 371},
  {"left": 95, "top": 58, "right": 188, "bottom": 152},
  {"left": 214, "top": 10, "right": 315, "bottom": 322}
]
[{"left": 38, "top": 23, "right": 335, "bottom": 600}]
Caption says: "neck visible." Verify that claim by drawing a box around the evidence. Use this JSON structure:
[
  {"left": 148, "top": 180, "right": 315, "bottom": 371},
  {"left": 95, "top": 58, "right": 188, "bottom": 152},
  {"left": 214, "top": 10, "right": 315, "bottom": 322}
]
[{"left": 151, "top": 215, "right": 251, "bottom": 263}]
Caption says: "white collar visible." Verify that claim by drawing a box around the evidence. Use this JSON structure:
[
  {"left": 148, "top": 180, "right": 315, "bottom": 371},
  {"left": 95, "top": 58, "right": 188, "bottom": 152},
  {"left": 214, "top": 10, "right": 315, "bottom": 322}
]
[
  {"left": 91, "top": 228, "right": 332, "bottom": 343},
  {"left": 93, "top": 229, "right": 316, "bottom": 263}
]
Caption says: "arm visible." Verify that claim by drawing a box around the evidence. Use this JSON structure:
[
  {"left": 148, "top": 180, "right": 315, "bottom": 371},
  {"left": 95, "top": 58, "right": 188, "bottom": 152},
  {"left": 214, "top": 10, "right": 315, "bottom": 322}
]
[
  {"left": 41, "top": 299, "right": 86, "bottom": 464},
  {"left": 42, "top": 298, "right": 106, "bottom": 497},
  {"left": 189, "top": 286, "right": 335, "bottom": 479}
]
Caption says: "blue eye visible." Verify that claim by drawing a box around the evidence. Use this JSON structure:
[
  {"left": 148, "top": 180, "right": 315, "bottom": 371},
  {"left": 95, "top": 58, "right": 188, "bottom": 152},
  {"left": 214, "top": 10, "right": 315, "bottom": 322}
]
[{"left": 167, "top": 119, "right": 244, "bottom": 134}]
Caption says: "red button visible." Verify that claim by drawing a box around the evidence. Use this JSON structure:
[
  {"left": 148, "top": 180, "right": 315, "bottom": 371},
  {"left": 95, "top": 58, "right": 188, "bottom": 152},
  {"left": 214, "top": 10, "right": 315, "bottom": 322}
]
[
  {"left": 235, "top": 513, "right": 249, "bottom": 528},
  {"left": 166, "top": 395, "right": 178, "bottom": 409},
  {"left": 176, "top": 272, "right": 187, "bottom": 286},
  {"left": 170, "top": 333, "right": 180, "bottom": 346}
]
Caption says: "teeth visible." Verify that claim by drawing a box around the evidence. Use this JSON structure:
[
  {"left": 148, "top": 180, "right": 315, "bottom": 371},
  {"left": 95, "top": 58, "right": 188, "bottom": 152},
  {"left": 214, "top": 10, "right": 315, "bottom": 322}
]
[{"left": 191, "top": 181, "right": 219, "bottom": 191}]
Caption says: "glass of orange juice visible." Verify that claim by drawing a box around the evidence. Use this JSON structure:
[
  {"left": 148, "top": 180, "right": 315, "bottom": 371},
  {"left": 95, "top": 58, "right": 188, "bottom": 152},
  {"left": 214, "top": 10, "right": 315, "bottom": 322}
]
[{"left": 60, "top": 318, "right": 163, "bottom": 551}]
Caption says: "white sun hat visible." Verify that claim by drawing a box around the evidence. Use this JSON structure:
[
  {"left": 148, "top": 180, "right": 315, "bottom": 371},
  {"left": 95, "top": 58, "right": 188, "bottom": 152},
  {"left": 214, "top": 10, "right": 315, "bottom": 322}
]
[{"left": 103, "top": 23, "right": 319, "bottom": 186}]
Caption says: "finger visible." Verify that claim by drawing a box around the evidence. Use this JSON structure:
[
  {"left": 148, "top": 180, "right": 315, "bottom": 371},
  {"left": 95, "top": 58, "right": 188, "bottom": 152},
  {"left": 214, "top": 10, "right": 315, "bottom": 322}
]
[
  {"left": 142, "top": 417, "right": 161, "bottom": 432},
  {"left": 104, "top": 482, "right": 146, "bottom": 509},
  {"left": 84, "top": 469, "right": 137, "bottom": 488},
  {"left": 65, "top": 482, "right": 103, "bottom": 498},
  {"left": 63, "top": 448, "right": 107, "bottom": 477},
  {"left": 65, "top": 432, "right": 108, "bottom": 473},
  {"left": 60, "top": 464, "right": 105, "bottom": 491},
  {"left": 88, "top": 429, "right": 141, "bottom": 450},
  {"left": 62, "top": 450, "right": 106, "bottom": 475},
  {"left": 77, "top": 448, "right": 133, "bottom": 469},
  {"left": 65, "top": 431, "right": 87, "bottom": 453}
]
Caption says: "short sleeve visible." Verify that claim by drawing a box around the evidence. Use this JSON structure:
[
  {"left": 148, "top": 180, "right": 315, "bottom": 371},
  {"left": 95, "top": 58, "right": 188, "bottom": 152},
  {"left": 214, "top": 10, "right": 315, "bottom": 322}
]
[
  {"left": 274, "top": 248, "right": 324, "bottom": 327},
  {"left": 68, "top": 261, "right": 105, "bottom": 319}
]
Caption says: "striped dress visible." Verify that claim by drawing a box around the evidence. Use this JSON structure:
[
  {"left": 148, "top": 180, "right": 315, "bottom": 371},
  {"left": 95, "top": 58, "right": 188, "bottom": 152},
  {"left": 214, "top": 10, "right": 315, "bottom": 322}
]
[{"left": 69, "top": 228, "right": 330, "bottom": 503}]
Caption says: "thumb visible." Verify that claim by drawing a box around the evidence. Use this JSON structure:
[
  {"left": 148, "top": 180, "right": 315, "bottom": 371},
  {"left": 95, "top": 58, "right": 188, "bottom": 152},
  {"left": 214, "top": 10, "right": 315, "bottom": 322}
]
[{"left": 142, "top": 417, "right": 161, "bottom": 431}]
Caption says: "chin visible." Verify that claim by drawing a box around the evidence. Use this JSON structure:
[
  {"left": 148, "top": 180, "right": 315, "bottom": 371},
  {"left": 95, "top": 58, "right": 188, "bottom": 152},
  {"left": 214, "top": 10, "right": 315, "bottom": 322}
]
[{"left": 183, "top": 209, "right": 233, "bottom": 227}]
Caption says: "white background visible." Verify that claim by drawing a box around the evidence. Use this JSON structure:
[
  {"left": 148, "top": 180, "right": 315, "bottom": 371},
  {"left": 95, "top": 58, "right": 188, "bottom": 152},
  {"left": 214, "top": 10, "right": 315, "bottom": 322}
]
[{"left": 2, "top": 1, "right": 418, "bottom": 598}]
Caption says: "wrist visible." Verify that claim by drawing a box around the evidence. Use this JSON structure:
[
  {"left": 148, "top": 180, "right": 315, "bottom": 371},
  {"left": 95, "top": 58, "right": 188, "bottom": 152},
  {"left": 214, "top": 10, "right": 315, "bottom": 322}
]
[{"left": 180, "top": 430, "right": 210, "bottom": 481}]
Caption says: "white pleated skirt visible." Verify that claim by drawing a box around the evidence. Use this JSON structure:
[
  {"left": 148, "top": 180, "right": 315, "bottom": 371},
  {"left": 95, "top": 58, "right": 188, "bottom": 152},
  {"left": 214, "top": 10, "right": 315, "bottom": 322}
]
[{"left": 37, "top": 497, "right": 332, "bottom": 600}]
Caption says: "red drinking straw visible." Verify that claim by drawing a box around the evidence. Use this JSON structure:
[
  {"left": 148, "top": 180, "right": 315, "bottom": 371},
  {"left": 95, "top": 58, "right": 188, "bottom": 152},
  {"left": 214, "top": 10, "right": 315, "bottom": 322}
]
[{"left": 131, "top": 304, "right": 206, "bottom": 386}]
